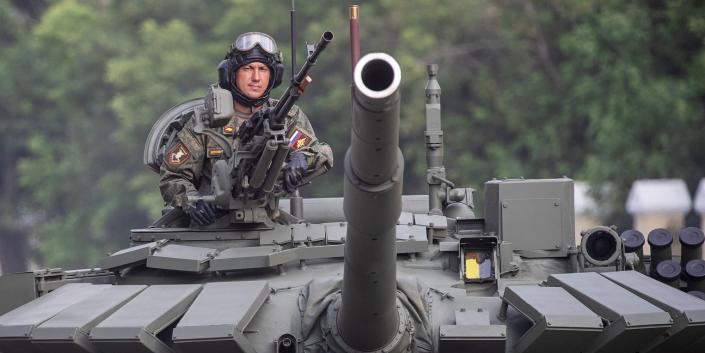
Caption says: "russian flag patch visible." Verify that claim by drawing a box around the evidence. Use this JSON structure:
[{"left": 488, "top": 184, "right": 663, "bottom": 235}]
[{"left": 288, "top": 128, "right": 312, "bottom": 151}]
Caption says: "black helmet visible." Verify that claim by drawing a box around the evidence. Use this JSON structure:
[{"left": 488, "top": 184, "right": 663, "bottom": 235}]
[{"left": 217, "top": 32, "right": 284, "bottom": 107}]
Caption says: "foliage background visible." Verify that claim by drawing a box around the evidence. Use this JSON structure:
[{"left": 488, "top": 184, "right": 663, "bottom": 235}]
[{"left": 1, "top": 0, "right": 704, "bottom": 270}]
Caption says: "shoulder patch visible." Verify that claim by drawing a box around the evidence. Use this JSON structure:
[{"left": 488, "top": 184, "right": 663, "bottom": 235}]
[
  {"left": 166, "top": 143, "right": 190, "bottom": 166},
  {"left": 288, "top": 128, "right": 313, "bottom": 151},
  {"left": 207, "top": 147, "right": 224, "bottom": 158},
  {"left": 222, "top": 124, "right": 235, "bottom": 136}
]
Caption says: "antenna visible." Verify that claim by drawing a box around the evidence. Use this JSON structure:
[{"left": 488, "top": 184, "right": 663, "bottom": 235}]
[
  {"left": 290, "top": 0, "right": 296, "bottom": 80},
  {"left": 349, "top": 5, "right": 360, "bottom": 78}
]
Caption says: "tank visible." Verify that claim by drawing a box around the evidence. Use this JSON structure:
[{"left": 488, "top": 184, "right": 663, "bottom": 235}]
[{"left": 1, "top": 14, "right": 705, "bottom": 353}]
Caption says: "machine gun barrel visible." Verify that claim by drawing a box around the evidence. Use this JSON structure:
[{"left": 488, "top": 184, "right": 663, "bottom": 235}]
[
  {"left": 339, "top": 53, "right": 404, "bottom": 351},
  {"left": 252, "top": 31, "right": 332, "bottom": 194},
  {"left": 272, "top": 31, "right": 334, "bottom": 126}
]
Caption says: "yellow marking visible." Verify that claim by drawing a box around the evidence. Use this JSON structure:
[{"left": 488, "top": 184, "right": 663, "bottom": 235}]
[
  {"left": 350, "top": 5, "right": 359, "bottom": 20},
  {"left": 296, "top": 137, "right": 307, "bottom": 149},
  {"left": 465, "top": 258, "right": 480, "bottom": 280},
  {"left": 208, "top": 148, "right": 224, "bottom": 157}
]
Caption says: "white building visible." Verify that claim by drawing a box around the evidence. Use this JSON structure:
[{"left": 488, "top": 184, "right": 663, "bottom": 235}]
[
  {"left": 695, "top": 178, "right": 705, "bottom": 230},
  {"left": 574, "top": 181, "right": 601, "bottom": 247},
  {"left": 626, "top": 179, "right": 692, "bottom": 256}
]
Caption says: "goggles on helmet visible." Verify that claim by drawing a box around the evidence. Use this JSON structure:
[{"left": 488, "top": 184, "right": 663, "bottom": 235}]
[{"left": 229, "top": 32, "right": 279, "bottom": 56}]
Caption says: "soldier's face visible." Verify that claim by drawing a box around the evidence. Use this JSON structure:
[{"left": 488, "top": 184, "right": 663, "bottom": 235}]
[{"left": 236, "top": 62, "right": 271, "bottom": 100}]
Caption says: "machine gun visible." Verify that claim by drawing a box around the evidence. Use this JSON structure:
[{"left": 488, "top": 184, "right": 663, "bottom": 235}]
[{"left": 188, "top": 31, "right": 333, "bottom": 226}]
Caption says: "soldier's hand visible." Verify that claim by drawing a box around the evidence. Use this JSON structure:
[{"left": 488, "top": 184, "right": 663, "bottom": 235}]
[
  {"left": 238, "top": 107, "right": 276, "bottom": 142},
  {"left": 183, "top": 195, "right": 218, "bottom": 226},
  {"left": 283, "top": 152, "right": 307, "bottom": 193}
]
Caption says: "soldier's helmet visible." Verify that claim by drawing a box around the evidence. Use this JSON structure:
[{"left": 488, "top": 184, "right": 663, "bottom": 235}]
[{"left": 217, "top": 32, "right": 284, "bottom": 107}]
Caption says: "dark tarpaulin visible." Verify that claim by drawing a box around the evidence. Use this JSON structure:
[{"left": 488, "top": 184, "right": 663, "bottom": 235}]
[{"left": 299, "top": 276, "right": 433, "bottom": 353}]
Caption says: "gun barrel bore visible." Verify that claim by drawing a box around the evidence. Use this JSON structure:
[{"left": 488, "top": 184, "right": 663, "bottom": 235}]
[
  {"left": 349, "top": 53, "right": 402, "bottom": 185},
  {"left": 339, "top": 53, "right": 404, "bottom": 351}
]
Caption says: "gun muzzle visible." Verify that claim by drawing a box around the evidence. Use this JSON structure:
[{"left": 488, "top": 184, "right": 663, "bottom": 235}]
[{"left": 312, "top": 31, "right": 334, "bottom": 61}]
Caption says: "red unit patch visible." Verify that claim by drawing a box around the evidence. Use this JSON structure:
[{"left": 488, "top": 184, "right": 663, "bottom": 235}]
[
  {"left": 166, "top": 143, "right": 190, "bottom": 166},
  {"left": 223, "top": 124, "right": 235, "bottom": 136}
]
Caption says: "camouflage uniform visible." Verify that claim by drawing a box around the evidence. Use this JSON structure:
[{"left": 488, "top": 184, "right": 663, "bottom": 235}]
[{"left": 159, "top": 98, "right": 333, "bottom": 207}]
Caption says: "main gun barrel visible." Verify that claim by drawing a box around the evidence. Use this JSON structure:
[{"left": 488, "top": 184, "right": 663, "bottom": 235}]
[{"left": 339, "top": 53, "right": 404, "bottom": 351}]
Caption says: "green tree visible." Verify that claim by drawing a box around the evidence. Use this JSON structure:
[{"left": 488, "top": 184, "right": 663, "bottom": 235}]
[
  {"left": 17, "top": 0, "right": 145, "bottom": 267},
  {"left": 0, "top": 0, "right": 43, "bottom": 272},
  {"left": 4, "top": 0, "right": 705, "bottom": 270}
]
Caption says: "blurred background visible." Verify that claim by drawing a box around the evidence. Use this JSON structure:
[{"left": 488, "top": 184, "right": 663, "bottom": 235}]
[{"left": 1, "top": 0, "right": 705, "bottom": 272}]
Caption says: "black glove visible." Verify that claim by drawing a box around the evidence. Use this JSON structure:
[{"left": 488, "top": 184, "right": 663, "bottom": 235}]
[
  {"left": 283, "top": 152, "right": 308, "bottom": 193},
  {"left": 182, "top": 193, "right": 218, "bottom": 226},
  {"left": 238, "top": 107, "right": 275, "bottom": 143}
]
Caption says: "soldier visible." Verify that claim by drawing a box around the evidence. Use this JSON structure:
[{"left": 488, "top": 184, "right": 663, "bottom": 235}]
[{"left": 159, "top": 32, "right": 333, "bottom": 226}]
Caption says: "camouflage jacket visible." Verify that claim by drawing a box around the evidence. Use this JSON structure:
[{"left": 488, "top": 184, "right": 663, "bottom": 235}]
[{"left": 159, "top": 99, "right": 333, "bottom": 207}]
